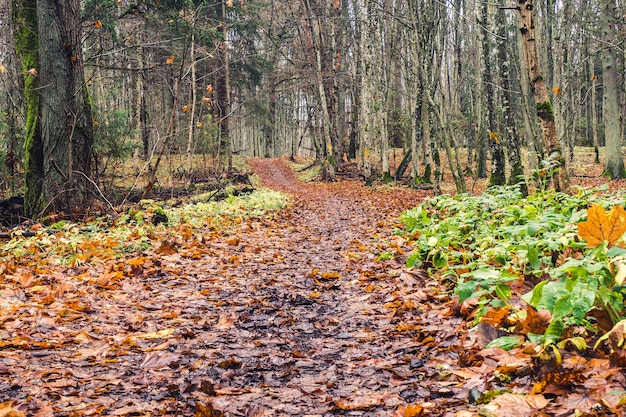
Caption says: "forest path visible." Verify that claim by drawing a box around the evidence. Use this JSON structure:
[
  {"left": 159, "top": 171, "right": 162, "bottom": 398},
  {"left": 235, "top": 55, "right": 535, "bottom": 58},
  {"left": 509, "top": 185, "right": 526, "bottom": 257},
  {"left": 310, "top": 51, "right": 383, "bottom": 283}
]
[
  {"left": 3, "top": 159, "right": 472, "bottom": 417},
  {"left": 179, "top": 158, "right": 466, "bottom": 416}
]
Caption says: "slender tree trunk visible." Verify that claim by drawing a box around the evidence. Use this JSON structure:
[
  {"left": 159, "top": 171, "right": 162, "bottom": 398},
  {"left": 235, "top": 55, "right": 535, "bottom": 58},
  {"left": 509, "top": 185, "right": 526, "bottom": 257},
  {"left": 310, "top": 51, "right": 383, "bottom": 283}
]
[
  {"left": 186, "top": 32, "right": 197, "bottom": 176},
  {"left": 601, "top": 0, "right": 624, "bottom": 178},
  {"left": 1, "top": 0, "right": 23, "bottom": 195},
  {"left": 496, "top": 7, "right": 526, "bottom": 194},
  {"left": 480, "top": 0, "right": 506, "bottom": 186},
  {"left": 517, "top": 0, "right": 569, "bottom": 192}
]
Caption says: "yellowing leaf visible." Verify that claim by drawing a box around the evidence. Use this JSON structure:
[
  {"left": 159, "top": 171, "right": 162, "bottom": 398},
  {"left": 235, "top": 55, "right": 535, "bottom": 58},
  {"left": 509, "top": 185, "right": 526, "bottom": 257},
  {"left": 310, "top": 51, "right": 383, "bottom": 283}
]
[
  {"left": 0, "top": 401, "right": 26, "bottom": 417},
  {"left": 320, "top": 271, "right": 341, "bottom": 280},
  {"left": 578, "top": 204, "right": 626, "bottom": 248},
  {"left": 135, "top": 328, "right": 175, "bottom": 339},
  {"left": 488, "top": 131, "right": 500, "bottom": 143}
]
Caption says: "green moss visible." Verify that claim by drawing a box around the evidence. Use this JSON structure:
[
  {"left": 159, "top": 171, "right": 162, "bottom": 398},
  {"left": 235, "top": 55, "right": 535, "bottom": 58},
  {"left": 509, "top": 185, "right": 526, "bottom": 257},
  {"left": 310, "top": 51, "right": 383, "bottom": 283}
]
[
  {"left": 536, "top": 101, "right": 554, "bottom": 119},
  {"left": 14, "top": 0, "right": 45, "bottom": 217},
  {"left": 381, "top": 171, "right": 393, "bottom": 183}
]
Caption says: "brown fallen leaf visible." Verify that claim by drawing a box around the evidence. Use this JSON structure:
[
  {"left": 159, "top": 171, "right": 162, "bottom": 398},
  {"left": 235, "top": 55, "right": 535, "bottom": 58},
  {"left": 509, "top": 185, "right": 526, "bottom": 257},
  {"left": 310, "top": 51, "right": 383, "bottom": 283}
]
[
  {"left": 333, "top": 394, "right": 384, "bottom": 411},
  {"left": 194, "top": 401, "right": 224, "bottom": 417},
  {"left": 482, "top": 393, "right": 550, "bottom": 417}
]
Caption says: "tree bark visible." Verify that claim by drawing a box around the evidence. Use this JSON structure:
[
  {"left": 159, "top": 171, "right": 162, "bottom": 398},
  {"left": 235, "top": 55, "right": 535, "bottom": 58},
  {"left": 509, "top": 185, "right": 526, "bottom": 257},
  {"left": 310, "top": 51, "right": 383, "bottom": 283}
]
[
  {"left": 480, "top": 0, "right": 506, "bottom": 187},
  {"left": 496, "top": 7, "right": 526, "bottom": 194},
  {"left": 517, "top": 0, "right": 569, "bottom": 192},
  {"left": 15, "top": 0, "right": 94, "bottom": 216},
  {"left": 601, "top": 0, "right": 624, "bottom": 179}
]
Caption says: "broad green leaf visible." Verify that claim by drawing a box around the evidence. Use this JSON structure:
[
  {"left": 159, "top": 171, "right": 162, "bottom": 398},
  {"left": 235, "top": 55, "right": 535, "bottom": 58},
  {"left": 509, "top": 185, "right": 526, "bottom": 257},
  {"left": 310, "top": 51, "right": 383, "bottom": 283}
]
[
  {"left": 457, "top": 280, "right": 477, "bottom": 303},
  {"left": 527, "top": 245, "right": 541, "bottom": 270},
  {"left": 485, "top": 336, "right": 523, "bottom": 350},
  {"left": 495, "top": 282, "right": 511, "bottom": 301}
]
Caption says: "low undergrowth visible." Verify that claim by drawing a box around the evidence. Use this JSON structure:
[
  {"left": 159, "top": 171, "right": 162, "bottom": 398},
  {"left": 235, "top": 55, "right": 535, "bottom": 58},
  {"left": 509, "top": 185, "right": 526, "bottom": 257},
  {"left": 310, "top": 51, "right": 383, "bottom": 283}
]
[
  {"left": 1, "top": 188, "right": 288, "bottom": 269},
  {"left": 400, "top": 185, "right": 626, "bottom": 359}
]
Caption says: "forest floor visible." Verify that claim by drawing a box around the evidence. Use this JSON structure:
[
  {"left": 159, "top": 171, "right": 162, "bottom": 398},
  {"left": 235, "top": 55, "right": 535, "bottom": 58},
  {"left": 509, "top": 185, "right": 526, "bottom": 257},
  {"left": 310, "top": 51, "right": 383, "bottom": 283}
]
[{"left": 1, "top": 157, "right": 626, "bottom": 416}]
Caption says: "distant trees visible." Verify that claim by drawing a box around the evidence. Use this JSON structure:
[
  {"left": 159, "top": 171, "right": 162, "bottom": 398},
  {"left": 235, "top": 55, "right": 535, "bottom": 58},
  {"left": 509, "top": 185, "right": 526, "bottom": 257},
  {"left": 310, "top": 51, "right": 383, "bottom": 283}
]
[{"left": 0, "top": 0, "right": 625, "bottom": 214}]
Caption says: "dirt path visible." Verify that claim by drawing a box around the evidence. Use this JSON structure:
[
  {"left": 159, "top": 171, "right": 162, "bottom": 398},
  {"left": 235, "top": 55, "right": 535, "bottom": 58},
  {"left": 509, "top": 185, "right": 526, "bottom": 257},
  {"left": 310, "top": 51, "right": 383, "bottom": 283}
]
[{"left": 2, "top": 159, "right": 472, "bottom": 416}]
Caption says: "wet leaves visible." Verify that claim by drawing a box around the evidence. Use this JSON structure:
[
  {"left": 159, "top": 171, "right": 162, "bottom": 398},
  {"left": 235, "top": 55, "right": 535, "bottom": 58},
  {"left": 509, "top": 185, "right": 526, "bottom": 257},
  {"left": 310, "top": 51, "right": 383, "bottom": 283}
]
[{"left": 2, "top": 159, "right": 626, "bottom": 416}]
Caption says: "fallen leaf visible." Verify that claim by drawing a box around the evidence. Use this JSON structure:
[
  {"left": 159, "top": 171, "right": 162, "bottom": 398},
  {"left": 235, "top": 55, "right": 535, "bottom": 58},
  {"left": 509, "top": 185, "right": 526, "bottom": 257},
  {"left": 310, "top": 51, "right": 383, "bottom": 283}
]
[
  {"left": 482, "top": 393, "right": 550, "bottom": 417},
  {"left": 578, "top": 204, "right": 626, "bottom": 247}
]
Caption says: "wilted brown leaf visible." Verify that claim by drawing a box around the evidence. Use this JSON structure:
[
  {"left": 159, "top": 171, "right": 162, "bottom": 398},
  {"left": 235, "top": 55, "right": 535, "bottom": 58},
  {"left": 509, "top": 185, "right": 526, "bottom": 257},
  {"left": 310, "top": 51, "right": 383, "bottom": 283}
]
[{"left": 483, "top": 393, "right": 550, "bottom": 417}]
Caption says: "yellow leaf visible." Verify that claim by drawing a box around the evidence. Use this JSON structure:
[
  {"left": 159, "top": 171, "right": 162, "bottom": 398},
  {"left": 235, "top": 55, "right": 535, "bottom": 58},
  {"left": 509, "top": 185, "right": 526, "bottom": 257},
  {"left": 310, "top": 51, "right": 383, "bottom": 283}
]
[
  {"left": 226, "top": 0, "right": 233, "bottom": 7},
  {"left": 166, "top": 55, "right": 175, "bottom": 65},
  {"left": 552, "top": 86, "right": 562, "bottom": 94},
  {"left": 0, "top": 63, "right": 6, "bottom": 74},
  {"left": 320, "top": 271, "right": 341, "bottom": 280},
  {"left": 488, "top": 131, "right": 500, "bottom": 143},
  {"left": 95, "top": 19, "right": 103, "bottom": 28},
  {"left": 135, "top": 328, "right": 175, "bottom": 339},
  {"left": 578, "top": 204, "right": 626, "bottom": 248},
  {"left": 0, "top": 401, "right": 26, "bottom": 417}
]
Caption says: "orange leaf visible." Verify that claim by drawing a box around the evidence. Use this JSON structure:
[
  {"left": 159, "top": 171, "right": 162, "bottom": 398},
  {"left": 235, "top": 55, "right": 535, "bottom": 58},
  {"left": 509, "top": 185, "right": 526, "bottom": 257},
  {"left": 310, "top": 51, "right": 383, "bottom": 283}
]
[
  {"left": 578, "top": 204, "right": 626, "bottom": 248},
  {"left": 404, "top": 403, "right": 424, "bottom": 417},
  {"left": 166, "top": 55, "right": 175, "bottom": 65},
  {"left": 182, "top": 105, "right": 190, "bottom": 112},
  {"left": 95, "top": 19, "right": 103, "bottom": 28}
]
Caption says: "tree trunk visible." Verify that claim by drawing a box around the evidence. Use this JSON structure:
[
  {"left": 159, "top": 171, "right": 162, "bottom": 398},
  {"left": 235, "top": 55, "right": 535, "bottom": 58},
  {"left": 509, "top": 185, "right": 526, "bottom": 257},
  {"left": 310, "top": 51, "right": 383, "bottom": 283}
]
[
  {"left": 480, "top": 0, "right": 506, "bottom": 186},
  {"left": 15, "top": 0, "right": 94, "bottom": 216},
  {"left": 601, "top": 0, "right": 624, "bottom": 179},
  {"left": 496, "top": 7, "right": 526, "bottom": 194},
  {"left": 0, "top": 0, "right": 24, "bottom": 195},
  {"left": 517, "top": 0, "right": 569, "bottom": 192}
]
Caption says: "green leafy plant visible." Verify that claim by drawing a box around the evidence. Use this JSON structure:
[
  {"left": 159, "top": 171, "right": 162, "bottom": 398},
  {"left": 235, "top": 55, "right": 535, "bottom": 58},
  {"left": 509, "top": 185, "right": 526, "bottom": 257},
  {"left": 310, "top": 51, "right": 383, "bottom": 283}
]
[{"left": 401, "top": 186, "right": 626, "bottom": 345}]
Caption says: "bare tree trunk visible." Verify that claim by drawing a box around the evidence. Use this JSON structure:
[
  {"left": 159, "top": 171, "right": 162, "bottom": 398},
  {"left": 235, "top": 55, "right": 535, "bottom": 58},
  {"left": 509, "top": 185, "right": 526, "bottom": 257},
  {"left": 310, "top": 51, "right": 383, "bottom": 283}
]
[
  {"left": 496, "top": 7, "right": 526, "bottom": 194},
  {"left": 186, "top": 32, "right": 197, "bottom": 176},
  {"left": 480, "top": 0, "right": 506, "bottom": 186},
  {"left": 601, "top": 0, "right": 625, "bottom": 179},
  {"left": 0, "top": 0, "right": 24, "bottom": 195},
  {"left": 517, "top": 0, "right": 569, "bottom": 192}
]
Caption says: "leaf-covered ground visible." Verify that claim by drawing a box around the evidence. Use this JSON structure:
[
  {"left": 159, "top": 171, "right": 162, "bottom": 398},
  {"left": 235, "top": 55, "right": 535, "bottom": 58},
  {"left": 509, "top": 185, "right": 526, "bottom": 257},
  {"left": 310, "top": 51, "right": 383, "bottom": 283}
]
[{"left": 2, "top": 158, "right": 625, "bottom": 416}]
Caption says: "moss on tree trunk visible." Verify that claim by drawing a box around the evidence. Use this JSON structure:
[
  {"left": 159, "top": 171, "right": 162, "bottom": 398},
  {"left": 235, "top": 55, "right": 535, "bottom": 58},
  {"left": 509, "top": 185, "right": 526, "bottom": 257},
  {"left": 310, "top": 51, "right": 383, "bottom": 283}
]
[{"left": 13, "top": 0, "right": 45, "bottom": 217}]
